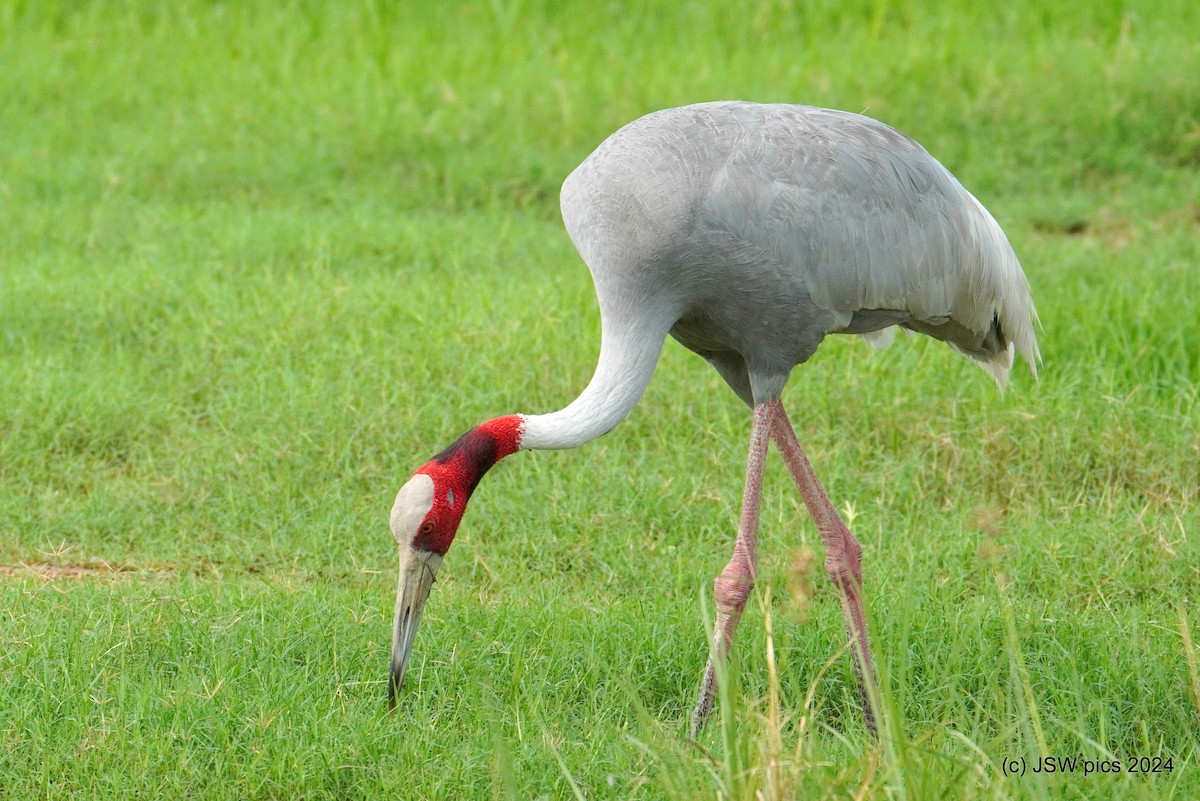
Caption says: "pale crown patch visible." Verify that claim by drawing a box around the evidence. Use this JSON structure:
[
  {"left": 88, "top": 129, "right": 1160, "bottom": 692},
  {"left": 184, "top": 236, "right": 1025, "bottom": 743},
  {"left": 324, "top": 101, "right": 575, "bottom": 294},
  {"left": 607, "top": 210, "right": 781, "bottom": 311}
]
[{"left": 390, "top": 474, "right": 435, "bottom": 546}]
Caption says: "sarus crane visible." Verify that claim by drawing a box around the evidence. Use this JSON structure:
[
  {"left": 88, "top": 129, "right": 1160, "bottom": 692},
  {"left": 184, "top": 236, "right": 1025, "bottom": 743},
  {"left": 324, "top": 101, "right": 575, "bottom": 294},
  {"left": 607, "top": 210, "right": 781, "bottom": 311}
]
[{"left": 386, "top": 101, "right": 1039, "bottom": 734}]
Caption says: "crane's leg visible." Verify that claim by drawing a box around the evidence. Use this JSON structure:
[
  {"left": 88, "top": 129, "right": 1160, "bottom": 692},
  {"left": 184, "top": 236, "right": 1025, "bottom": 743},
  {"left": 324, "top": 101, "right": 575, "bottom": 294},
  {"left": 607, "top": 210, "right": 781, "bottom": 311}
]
[
  {"left": 690, "top": 401, "right": 772, "bottom": 736},
  {"left": 769, "top": 398, "right": 877, "bottom": 735}
]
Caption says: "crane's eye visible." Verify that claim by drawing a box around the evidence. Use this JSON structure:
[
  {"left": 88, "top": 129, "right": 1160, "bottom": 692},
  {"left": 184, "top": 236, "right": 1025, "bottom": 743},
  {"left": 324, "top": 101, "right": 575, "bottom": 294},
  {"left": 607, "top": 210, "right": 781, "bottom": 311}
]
[{"left": 419, "top": 521, "right": 435, "bottom": 535}]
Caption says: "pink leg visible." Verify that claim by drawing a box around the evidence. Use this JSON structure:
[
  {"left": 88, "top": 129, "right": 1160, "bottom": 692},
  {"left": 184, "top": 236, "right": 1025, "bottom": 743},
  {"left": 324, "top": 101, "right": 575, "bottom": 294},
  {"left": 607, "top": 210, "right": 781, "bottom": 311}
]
[
  {"left": 690, "top": 401, "right": 772, "bottom": 736},
  {"left": 768, "top": 398, "right": 877, "bottom": 734}
]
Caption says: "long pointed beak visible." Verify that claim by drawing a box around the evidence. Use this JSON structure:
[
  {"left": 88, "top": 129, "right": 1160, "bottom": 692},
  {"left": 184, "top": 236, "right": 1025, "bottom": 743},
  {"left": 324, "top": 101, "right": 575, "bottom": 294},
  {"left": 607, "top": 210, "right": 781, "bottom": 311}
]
[{"left": 388, "top": 546, "right": 442, "bottom": 710}]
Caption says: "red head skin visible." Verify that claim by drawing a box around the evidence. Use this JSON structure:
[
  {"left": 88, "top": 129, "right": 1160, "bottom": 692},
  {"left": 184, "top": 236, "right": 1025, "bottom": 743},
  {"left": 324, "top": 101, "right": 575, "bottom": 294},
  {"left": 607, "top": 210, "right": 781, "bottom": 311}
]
[{"left": 410, "top": 415, "right": 523, "bottom": 554}]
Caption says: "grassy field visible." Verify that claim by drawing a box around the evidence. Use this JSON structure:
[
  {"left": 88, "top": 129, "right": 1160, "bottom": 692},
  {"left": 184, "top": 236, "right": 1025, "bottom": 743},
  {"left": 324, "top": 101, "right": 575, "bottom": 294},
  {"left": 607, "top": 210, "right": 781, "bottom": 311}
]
[{"left": 2, "top": 0, "right": 1198, "bottom": 798}]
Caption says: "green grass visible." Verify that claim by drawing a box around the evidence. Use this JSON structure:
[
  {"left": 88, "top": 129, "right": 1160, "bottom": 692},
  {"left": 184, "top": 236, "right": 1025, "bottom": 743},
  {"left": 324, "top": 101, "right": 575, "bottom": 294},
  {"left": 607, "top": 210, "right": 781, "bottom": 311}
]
[{"left": 2, "top": 0, "right": 1199, "bottom": 798}]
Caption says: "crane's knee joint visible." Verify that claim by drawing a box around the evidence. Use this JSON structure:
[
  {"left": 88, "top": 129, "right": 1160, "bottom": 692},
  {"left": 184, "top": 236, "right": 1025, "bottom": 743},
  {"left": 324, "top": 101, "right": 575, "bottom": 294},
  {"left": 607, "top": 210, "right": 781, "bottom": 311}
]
[
  {"left": 823, "top": 525, "right": 863, "bottom": 588},
  {"left": 714, "top": 572, "right": 755, "bottom": 613}
]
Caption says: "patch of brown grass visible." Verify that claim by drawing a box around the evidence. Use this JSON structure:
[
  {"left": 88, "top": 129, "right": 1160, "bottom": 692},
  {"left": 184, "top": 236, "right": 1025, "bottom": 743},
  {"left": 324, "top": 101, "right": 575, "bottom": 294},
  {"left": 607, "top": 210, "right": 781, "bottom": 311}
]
[{"left": 0, "top": 561, "right": 173, "bottom": 581}]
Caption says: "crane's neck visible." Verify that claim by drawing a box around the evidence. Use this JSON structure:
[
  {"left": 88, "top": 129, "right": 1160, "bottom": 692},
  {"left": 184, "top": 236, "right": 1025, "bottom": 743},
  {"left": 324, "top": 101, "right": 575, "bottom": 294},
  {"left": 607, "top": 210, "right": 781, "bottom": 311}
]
[
  {"left": 517, "top": 313, "right": 667, "bottom": 450},
  {"left": 419, "top": 312, "right": 669, "bottom": 499}
]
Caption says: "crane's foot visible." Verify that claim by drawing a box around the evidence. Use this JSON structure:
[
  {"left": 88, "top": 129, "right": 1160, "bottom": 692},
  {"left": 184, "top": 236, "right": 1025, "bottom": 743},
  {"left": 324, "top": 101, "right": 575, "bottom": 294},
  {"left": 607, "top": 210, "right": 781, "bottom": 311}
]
[
  {"left": 690, "top": 658, "right": 718, "bottom": 736},
  {"left": 853, "top": 648, "right": 877, "bottom": 736},
  {"left": 691, "top": 581, "right": 750, "bottom": 736},
  {"left": 825, "top": 558, "right": 876, "bottom": 736}
]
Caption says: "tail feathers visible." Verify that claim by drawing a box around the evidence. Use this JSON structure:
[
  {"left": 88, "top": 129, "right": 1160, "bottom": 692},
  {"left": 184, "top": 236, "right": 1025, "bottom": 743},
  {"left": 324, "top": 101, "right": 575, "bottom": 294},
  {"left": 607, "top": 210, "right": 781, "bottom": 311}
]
[
  {"left": 963, "top": 342, "right": 1017, "bottom": 389},
  {"left": 957, "top": 304, "right": 1041, "bottom": 390},
  {"left": 962, "top": 191, "right": 1042, "bottom": 388}
]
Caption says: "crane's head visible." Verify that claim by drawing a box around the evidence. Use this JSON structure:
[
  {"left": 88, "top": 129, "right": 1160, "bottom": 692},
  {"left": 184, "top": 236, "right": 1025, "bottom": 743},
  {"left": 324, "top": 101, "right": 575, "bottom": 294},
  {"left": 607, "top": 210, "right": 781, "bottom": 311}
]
[{"left": 387, "top": 415, "right": 522, "bottom": 709}]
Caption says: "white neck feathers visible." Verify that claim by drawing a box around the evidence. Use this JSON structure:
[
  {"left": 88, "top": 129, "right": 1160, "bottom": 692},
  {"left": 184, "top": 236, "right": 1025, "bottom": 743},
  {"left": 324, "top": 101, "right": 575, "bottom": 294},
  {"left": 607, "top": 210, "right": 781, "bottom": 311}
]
[{"left": 518, "top": 315, "right": 667, "bottom": 451}]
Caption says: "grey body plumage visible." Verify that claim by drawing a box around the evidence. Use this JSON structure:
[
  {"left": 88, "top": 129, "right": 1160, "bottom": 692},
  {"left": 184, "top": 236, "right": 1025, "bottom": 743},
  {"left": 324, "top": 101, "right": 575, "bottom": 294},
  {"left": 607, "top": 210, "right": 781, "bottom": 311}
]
[{"left": 560, "top": 101, "right": 1039, "bottom": 404}]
